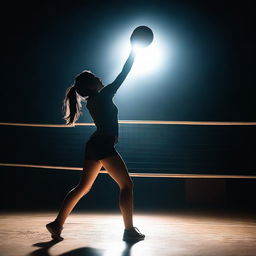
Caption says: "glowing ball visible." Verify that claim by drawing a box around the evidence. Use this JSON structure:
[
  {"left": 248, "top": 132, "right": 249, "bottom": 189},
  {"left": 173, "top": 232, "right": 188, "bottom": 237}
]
[{"left": 130, "top": 26, "right": 154, "bottom": 48}]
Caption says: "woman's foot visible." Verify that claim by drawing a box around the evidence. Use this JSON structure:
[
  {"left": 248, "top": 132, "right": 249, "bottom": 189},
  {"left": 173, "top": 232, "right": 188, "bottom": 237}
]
[
  {"left": 123, "top": 227, "right": 145, "bottom": 242},
  {"left": 46, "top": 220, "right": 64, "bottom": 241}
]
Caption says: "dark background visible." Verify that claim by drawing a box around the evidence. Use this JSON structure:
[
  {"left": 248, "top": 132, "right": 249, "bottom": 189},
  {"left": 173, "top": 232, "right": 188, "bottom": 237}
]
[{"left": 1, "top": 0, "right": 255, "bottom": 211}]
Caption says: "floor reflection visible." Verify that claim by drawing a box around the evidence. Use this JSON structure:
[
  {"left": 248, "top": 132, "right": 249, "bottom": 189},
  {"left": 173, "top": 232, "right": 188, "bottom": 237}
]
[{"left": 121, "top": 241, "right": 140, "bottom": 256}]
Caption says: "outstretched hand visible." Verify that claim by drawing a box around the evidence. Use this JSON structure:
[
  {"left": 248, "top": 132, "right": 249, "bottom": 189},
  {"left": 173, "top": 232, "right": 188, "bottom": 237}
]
[{"left": 130, "top": 45, "right": 137, "bottom": 56}]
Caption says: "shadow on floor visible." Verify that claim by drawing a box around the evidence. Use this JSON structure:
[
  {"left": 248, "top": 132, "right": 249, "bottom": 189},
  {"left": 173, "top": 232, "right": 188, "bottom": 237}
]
[{"left": 28, "top": 239, "right": 139, "bottom": 256}]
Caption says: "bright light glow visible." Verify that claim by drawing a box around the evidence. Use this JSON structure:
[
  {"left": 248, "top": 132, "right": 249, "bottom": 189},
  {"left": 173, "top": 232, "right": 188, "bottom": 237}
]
[
  {"left": 132, "top": 41, "right": 150, "bottom": 53},
  {"left": 121, "top": 38, "right": 165, "bottom": 76},
  {"left": 104, "top": 21, "right": 174, "bottom": 89},
  {"left": 132, "top": 40, "right": 164, "bottom": 75}
]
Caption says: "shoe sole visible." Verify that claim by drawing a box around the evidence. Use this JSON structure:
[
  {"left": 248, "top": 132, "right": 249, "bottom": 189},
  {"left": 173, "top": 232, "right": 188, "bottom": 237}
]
[
  {"left": 46, "top": 224, "right": 64, "bottom": 241},
  {"left": 123, "top": 236, "right": 145, "bottom": 242}
]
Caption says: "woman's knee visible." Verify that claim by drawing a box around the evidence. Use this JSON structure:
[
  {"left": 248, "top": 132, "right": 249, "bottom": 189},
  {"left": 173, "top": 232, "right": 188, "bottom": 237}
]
[
  {"left": 120, "top": 179, "right": 134, "bottom": 191},
  {"left": 75, "top": 184, "right": 92, "bottom": 196}
]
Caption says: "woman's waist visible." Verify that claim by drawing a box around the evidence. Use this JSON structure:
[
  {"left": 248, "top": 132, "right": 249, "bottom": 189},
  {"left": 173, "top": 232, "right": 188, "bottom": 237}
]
[
  {"left": 93, "top": 125, "right": 118, "bottom": 135},
  {"left": 94, "top": 122, "right": 118, "bottom": 130},
  {"left": 90, "top": 131, "right": 118, "bottom": 143}
]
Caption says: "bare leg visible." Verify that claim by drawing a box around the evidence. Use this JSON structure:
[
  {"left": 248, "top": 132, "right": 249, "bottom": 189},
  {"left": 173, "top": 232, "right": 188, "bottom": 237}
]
[
  {"left": 100, "top": 152, "right": 134, "bottom": 229},
  {"left": 54, "top": 160, "right": 102, "bottom": 226}
]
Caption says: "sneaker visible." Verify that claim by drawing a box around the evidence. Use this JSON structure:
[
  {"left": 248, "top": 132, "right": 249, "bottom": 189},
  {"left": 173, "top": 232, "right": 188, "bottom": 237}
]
[
  {"left": 123, "top": 227, "right": 145, "bottom": 242},
  {"left": 46, "top": 221, "right": 64, "bottom": 241}
]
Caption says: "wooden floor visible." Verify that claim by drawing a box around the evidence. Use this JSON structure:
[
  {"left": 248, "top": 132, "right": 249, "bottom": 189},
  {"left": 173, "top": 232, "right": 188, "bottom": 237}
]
[{"left": 0, "top": 210, "right": 256, "bottom": 256}]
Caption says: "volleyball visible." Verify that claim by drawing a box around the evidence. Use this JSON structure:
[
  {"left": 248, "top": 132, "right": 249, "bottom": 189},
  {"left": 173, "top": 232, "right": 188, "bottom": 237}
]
[{"left": 130, "top": 26, "right": 154, "bottom": 48}]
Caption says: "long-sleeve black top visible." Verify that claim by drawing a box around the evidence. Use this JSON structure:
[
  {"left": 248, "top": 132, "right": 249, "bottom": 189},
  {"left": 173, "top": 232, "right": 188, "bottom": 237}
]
[{"left": 86, "top": 51, "right": 135, "bottom": 140}]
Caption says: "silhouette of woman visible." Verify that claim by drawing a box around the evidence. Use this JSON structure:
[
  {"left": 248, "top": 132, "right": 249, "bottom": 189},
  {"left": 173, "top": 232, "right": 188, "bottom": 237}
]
[{"left": 46, "top": 47, "right": 145, "bottom": 242}]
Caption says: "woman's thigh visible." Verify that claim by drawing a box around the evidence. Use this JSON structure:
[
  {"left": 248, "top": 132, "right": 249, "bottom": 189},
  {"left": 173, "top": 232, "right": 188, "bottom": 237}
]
[
  {"left": 100, "top": 151, "right": 132, "bottom": 188},
  {"left": 77, "top": 160, "right": 102, "bottom": 191}
]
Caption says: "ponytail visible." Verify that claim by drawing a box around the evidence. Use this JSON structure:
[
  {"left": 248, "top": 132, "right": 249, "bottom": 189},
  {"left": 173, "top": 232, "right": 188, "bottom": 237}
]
[{"left": 63, "top": 85, "right": 82, "bottom": 126}]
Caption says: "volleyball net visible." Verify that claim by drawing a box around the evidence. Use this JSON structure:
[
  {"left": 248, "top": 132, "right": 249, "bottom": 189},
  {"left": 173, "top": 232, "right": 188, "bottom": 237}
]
[{"left": 0, "top": 120, "right": 255, "bottom": 179}]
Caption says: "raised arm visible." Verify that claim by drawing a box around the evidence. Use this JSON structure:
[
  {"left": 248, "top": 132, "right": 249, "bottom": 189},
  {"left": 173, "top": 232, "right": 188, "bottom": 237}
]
[{"left": 102, "top": 49, "right": 136, "bottom": 96}]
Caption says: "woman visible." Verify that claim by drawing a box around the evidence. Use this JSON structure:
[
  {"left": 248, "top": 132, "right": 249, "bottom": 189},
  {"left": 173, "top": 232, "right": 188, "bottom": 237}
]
[{"left": 46, "top": 47, "right": 145, "bottom": 242}]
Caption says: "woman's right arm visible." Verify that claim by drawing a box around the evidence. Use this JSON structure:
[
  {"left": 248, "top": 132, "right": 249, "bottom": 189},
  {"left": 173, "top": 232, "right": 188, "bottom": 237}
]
[{"left": 102, "top": 49, "right": 136, "bottom": 96}]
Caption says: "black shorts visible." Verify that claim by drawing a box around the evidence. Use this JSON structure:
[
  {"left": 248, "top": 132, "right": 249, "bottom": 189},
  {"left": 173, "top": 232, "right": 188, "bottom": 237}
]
[{"left": 84, "top": 135, "right": 118, "bottom": 161}]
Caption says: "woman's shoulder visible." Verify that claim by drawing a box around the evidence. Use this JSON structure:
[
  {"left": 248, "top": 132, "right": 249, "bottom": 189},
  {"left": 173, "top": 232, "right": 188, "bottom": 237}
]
[{"left": 99, "top": 84, "right": 115, "bottom": 98}]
